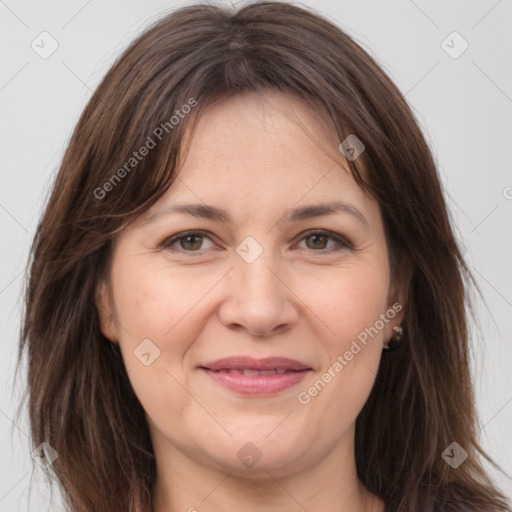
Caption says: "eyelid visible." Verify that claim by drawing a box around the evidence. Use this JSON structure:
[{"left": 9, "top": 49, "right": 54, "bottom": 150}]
[{"left": 160, "top": 229, "right": 353, "bottom": 254}]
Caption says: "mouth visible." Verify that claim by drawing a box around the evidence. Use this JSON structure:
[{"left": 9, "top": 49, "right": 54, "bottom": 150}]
[
  {"left": 204, "top": 368, "right": 301, "bottom": 375},
  {"left": 198, "top": 356, "right": 312, "bottom": 395}
]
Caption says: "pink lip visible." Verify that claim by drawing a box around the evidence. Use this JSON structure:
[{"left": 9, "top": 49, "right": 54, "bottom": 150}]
[{"left": 199, "top": 356, "right": 312, "bottom": 396}]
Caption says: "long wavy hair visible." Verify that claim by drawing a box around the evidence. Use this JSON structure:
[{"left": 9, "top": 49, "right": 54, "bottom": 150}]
[{"left": 17, "top": 2, "right": 511, "bottom": 511}]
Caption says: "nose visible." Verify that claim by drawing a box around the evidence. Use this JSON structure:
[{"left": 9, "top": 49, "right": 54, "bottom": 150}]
[{"left": 218, "top": 252, "right": 299, "bottom": 338}]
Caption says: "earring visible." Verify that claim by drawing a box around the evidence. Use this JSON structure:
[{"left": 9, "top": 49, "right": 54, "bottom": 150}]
[
  {"left": 392, "top": 325, "right": 403, "bottom": 340},
  {"left": 383, "top": 325, "right": 404, "bottom": 350}
]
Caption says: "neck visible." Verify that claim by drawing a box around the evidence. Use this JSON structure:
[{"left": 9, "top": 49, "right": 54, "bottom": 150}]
[{"left": 149, "top": 423, "right": 385, "bottom": 512}]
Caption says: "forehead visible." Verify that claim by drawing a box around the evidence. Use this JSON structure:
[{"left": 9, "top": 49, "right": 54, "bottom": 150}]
[
  {"left": 170, "top": 90, "right": 364, "bottom": 199},
  {"left": 129, "top": 89, "right": 380, "bottom": 234}
]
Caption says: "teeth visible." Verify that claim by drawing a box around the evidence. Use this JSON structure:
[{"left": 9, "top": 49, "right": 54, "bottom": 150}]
[
  {"left": 242, "top": 369, "right": 261, "bottom": 376},
  {"left": 231, "top": 368, "right": 287, "bottom": 377},
  {"left": 216, "top": 368, "right": 291, "bottom": 376},
  {"left": 259, "top": 369, "right": 277, "bottom": 375}
]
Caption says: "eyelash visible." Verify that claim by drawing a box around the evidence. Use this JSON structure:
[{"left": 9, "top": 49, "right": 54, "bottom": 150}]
[{"left": 160, "top": 229, "right": 353, "bottom": 255}]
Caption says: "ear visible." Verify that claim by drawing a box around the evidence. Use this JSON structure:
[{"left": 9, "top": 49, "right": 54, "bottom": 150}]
[
  {"left": 95, "top": 276, "right": 119, "bottom": 343},
  {"left": 384, "top": 255, "right": 411, "bottom": 342}
]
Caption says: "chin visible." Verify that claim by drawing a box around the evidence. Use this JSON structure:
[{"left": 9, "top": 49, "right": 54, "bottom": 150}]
[{"left": 203, "top": 428, "right": 310, "bottom": 473}]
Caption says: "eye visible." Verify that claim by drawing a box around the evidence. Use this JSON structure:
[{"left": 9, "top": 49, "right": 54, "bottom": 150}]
[
  {"left": 296, "top": 229, "right": 352, "bottom": 253},
  {"left": 161, "top": 229, "right": 352, "bottom": 254},
  {"left": 162, "top": 230, "right": 216, "bottom": 252}
]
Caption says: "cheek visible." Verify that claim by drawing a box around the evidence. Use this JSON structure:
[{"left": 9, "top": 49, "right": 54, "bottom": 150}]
[
  {"left": 294, "top": 266, "right": 389, "bottom": 433},
  {"left": 112, "top": 260, "right": 219, "bottom": 342},
  {"left": 108, "top": 260, "right": 199, "bottom": 379},
  {"left": 303, "top": 262, "right": 390, "bottom": 349},
  {"left": 109, "top": 263, "right": 205, "bottom": 419}
]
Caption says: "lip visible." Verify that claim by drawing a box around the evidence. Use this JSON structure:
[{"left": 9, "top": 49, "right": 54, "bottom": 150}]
[
  {"left": 199, "top": 356, "right": 312, "bottom": 396},
  {"left": 201, "top": 356, "right": 311, "bottom": 371}
]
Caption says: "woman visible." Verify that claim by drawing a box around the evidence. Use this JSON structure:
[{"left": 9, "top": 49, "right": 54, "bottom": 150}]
[{"left": 18, "top": 1, "right": 511, "bottom": 511}]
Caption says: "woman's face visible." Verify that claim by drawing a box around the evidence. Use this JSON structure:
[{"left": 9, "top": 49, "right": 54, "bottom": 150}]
[{"left": 97, "top": 90, "right": 404, "bottom": 477}]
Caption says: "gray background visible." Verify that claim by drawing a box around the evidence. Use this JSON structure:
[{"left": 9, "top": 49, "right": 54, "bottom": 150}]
[{"left": 1, "top": 0, "right": 511, "bottom": 510}]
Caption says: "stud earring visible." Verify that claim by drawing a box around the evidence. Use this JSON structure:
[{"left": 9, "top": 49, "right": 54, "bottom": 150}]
[
  {"left": 392, "top": 325, "right": 403, "bottom": 340},
  {"left": 383, "top": 325, "right": 404, "bottom": 350}
]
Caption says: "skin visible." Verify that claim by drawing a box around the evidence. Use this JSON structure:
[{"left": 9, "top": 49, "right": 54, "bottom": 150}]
[{"left": 96, "top": 90, "right": 404, "bottom": 512}]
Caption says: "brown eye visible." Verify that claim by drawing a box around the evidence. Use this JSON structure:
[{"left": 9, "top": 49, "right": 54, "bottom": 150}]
[
  {"left": 305, "top": 233, "right": 329, "bottom": 250},
  {"left": 297, "top": 230, "right": 352, "bottom": 253},
  {"left": 162, "top": 231, "right": 215, "bottom": 252},
  {"left": 161, "top": 229, "right": 351, "bottom": 255},
  {"left": 179, "top": 234, "right": 203, "bottom": 250}
]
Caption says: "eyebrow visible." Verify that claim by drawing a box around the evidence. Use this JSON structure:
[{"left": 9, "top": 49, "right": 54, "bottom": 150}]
[{"left": 142, "top": 201, "right": 369, "bottom": 229}]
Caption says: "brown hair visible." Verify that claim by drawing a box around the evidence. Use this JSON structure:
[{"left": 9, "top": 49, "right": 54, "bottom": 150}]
[{"left": 17, "top": 2, "right": 511, "bottom": 511}]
